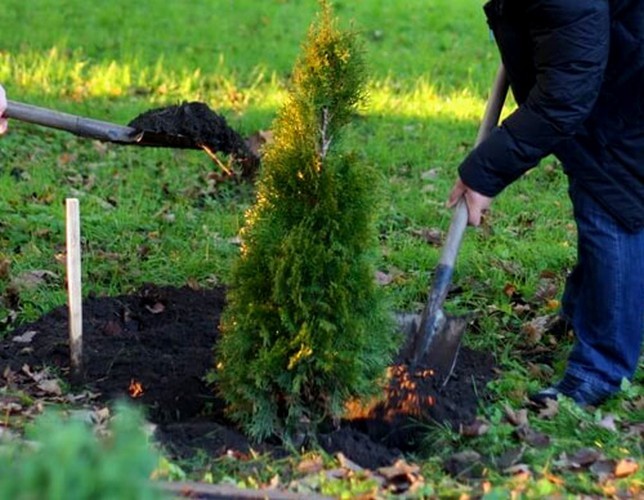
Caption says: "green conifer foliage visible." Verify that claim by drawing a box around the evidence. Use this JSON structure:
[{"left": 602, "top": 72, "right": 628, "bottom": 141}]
[{"left": 215, "top": 2, "right": 396, "bottom": 441}]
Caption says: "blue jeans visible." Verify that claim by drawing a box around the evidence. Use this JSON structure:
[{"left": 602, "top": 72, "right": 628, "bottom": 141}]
[{"left": 561, "top": 181, "right": 644, "bottom": 398}]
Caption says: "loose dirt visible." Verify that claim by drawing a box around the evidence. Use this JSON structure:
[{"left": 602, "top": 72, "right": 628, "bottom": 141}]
[
  {"left": 128, "top": 102, "right": 259, "bottom": 176},
  {"left": 0, "top": 284, "right": 495, "bottom": 469}
]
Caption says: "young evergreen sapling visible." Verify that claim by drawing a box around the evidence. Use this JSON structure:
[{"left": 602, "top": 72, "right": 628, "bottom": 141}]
[{"left": 216, "top": 1, "right": 396, "bottom": 441}]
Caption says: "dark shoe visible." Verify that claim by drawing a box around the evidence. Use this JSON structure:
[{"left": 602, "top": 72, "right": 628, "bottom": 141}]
[
  {"left": 529, "top": 386, "right": 561, "bottom": 407},
  {"left": 530, "top": 375, "right": 613, "bottom": 407}
]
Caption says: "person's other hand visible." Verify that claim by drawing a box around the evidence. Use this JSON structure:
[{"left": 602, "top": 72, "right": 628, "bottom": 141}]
[
  {"left": 447, "top": 177, "right": 493, "bottom": 226},
  {"left": 0, "top": 85, "right": 7, "bottom": 134}
]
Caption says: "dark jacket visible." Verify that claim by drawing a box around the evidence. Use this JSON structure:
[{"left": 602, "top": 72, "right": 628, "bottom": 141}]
[{"left": 459, "top": 0, "right": 644, "bottom": 233}]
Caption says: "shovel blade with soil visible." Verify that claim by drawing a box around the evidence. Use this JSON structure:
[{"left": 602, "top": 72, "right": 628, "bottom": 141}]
[
  {"left": 5, "top": 100, "right": 259, "bottom": 175},
  {"left": 403, "top": 64, "right": 509, "bottom": 385}
]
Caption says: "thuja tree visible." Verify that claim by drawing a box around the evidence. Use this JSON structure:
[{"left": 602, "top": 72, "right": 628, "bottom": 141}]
[{"left": 215, "top": 2, "right": 396, "bottom": 441}]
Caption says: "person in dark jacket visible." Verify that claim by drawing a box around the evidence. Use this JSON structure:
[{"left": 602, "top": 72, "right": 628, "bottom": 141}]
[{"left": 448, "top": 0, "right": 644, "bottom": 406}]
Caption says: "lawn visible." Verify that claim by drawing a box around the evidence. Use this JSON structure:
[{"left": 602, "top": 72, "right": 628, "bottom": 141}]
[{"left": 0, "top": 0, "right": 642, "bottom": 498}]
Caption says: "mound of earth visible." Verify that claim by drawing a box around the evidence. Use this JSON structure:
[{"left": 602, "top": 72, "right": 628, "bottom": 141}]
[{"left": 0, "top": 284, "right": 495, "bottom": 469}]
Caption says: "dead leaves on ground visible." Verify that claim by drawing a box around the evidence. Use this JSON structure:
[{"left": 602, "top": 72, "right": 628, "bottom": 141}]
[
  {"left": 446, "top": 402, "right": 641, "bottom": 495},
  {"left": 536, "top": 397, "right": 559, "bottom": 419},
  {"left": 1, "top": 364, "right": 102, "bottom": 434},
  {"left": 410, "top": 227, "right": 443, "bottom": 247},
  {"left": 292, "top": 453, "right": 424, "bottom": 497},
  {"left": 374, "top": 267, "right": 405, "bottom": 286},
  {"left": 459, "top": 418, "right": 490, "bottom": 438},
  {"left": 10, "top": 269, "right": 59, "bottom": 292},
  {"left": 1, "top": 266, "right": 60, "bottom": 330},
  {"left": 555, "top": 448, "right": 640, "bottom": 483}
]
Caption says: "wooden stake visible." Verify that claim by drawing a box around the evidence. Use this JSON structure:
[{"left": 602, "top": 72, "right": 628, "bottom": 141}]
[{"left": 66, "top": 198, "right": 83, "bottom": 378}]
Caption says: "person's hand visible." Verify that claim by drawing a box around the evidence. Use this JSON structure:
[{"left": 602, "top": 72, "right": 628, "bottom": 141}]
[
  {"left": 0, "top": 85, "right": 7, "bottom": 134},
  {"left": 447, "top": 177, "right": 493, "bottom": 226}
]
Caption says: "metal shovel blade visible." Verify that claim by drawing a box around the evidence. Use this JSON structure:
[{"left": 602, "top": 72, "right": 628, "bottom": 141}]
[
  {"left": 397, "top": 308, "right": 469, "bottom": 387},
  {"left": 417, "top": 310, "right": 470, "bottom": 387}
]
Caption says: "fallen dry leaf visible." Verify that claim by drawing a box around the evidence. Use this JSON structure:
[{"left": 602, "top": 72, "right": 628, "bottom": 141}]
[
  {"left": 590, "top": 459, "right": 616, "bottom": 483},
  {"left": 65, "top": 390, "right": 101, "bottom": 404},
  {"left": 186, "top": 278, "right": 201, "bottom": 291},
  {"left": 21, "top": 364, "right": 43, "bottom": 382},
  {"left": 597, "top": 413, "right": 619, "bottom": 432},
  {"left": 377, "top": 459, "right": 420, "bottom": 481},
  {"left": 225, "top": 449, "right": 251, "bottom": 461},
  {"left": 324, "top": 468, "right": 349, "bottom": 480},
  {"left": 527, "top": 361, "right": 554, "bottom": 381},
  {"left": 537, "top": 397, "right": 559, "bottom": 419},
  {"left": 504, "top": 463, "right": 532, "bottom": 477},
  {"left": 377, "top": 459, "right": 422, "bottom": 495},
  {"left": 492, "top": 258, "right": 523, "bottom": 276},
  {"left": 92, "top": 407, "right": 111, "bottom": 425},
  {"left": 505, "top": 464, "right": 533, "bottom": 487},
  {"left": 444, "top": 450, "right": 483, "bottom": 478},
  {"left": 297, "top": 456, "right": 324, "bottom": 475},
  {"left": 513, "top": 303, "right": 532, "bottom": 316},
  {"left": 625, "top": 395, "right": 644, "bottom": 413},
  {"left": 539, "top": 269, "right": 558, "bottom": 280},
  {"left": 11, "top": 270, "right": 59, "bottom": 291},
  {"left": 495, "top": 446, "right": 525, "bottom": 469},
  {"left": 12, "top": 330, "right": 38, "bottom": 344},
  {"left": 532, "top": 278, "right": 558, "bottom": 303},
  {"left": 3, "top": 365, "right": 15, "bottom": 382},
  {"left": 521, "top": 315, "right": 550, "bottom": 345},
  {"left": 503, "top": 282, "right": 518, "bottom": 298},
  {"left": 410, "top": 227, "right": 443, "bottom": 246},
  {"left": 600, "top": 482, "right": 619, "bottom": 498},
  {"left": 543, "top": 472, "right": 565, "bottom": 486},
  {"left": 0, "top": 400, "right": 23, "bottom": 414},
  {"left": 568, "top": 448, "right": 604, "bottom": 468},
  {"left": 374, "top": 268, "right": 404, "bottom": 286},
  {"left": 460, "top": 418, "right": 490, "bottom": 437},
  {"left": 265, "top": 474, "right": 281, "bottom": 490},
  {"left": 614, "top": 458, "right": 639, "bottom": 478},
  {"left": 145, "top": 302, "right": 166, "bottom": 314},
  {"left": 504, "top": 405, "right": 529, "bottom": 427},
  {"left": 515, "top": 425, "right": 551, "bottom": 448},
  {"left": 625, "top": 422, "right": 644, "bottom": 439},
  {"left": 545, "top": 299, "right": 560, "bottom": 311},
  {"left": 37, "top": 379, "right": 62, "bottom": 396},
  {"left": 336, "top": 452, "right": 363, "bottom": 473}
]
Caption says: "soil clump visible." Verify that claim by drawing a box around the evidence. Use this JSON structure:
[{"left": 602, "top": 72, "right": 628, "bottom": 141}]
[{"left": 128, "top": 102, "right": 259, "bottom": 176}]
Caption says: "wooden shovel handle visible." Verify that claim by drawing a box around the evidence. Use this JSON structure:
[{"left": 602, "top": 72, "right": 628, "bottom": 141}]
[
  {"left": 438, "top": 64, "right": 509, "bottom": 269},
  {"left": 5, "top": 99, "right": 141, "bottom": 143}
]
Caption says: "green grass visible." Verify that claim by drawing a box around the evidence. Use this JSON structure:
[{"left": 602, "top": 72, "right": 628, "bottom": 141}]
[{"left": 0, "top": 0, "right": 642, "bottom": 497}]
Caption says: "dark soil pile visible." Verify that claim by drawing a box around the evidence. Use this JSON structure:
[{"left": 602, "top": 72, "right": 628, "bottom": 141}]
[
  {"left": 0, "top": 285, "right": 495, "bottom": 469},
  {"left": 128, "top": 102, "right": 259, "bottom": 176}
]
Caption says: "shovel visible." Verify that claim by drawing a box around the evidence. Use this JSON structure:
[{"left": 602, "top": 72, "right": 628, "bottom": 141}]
[
  {"left": 5, "top": 99, "right": 203, "bottom": 149},
  {"left": 5, "top": 99, "right": 260, "bottom": 175},
  {"left": 406, "top": 64, "right": 509, "bottom": 386}
]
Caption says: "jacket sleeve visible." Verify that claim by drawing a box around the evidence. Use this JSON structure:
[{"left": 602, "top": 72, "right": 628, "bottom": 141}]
[{"left": 459, "top": 0, "right": 610, "bottom": 197}]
